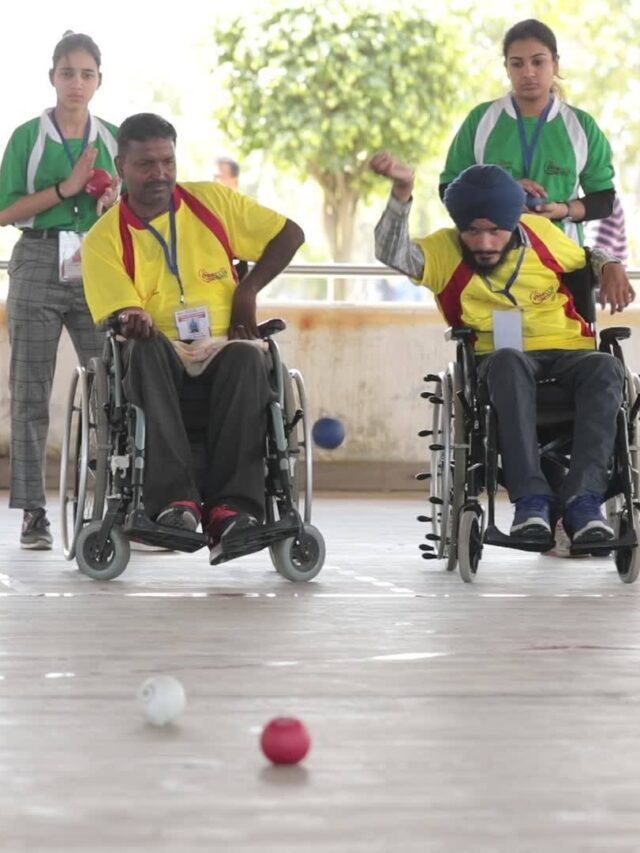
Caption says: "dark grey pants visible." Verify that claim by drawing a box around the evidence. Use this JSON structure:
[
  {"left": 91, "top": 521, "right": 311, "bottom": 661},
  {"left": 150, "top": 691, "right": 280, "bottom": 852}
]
[
  {"left": 7, "top": 237, "right": 104, "bottom": 509},
  {"left": 476, "top": 348, "right": 625, "bottom": 504},
  {"left": 121, "top": 334, "right": 275, "bottom": 521}
]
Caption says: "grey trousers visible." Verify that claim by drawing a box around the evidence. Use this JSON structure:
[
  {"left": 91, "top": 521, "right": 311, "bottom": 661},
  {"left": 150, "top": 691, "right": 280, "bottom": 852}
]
[
  {"left": 7, "top": 237, "right": 104, "bottom": 509},
  {"left": 121, "top": 334, "right": 275, "bottom": 521},
  {"left": 476, "top": 348, "right": 625, "bottom": 504}
]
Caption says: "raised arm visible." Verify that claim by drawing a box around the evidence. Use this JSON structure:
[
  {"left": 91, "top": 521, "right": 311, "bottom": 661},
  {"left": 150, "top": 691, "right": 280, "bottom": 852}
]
[{"left": 370, "top": 151, "right": 425, "bottom": 281}]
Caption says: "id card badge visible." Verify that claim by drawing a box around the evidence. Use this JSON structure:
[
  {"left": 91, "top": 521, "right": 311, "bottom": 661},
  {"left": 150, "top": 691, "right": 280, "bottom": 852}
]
[
  {"left": 492, "top": 310, "right": 523, "bottom": 351},
  {"left": 58, "top": 231, "right": 86, "bottom": 282},
  {"left": 175, "top": 305, "right": 211, "bottom": 341}
]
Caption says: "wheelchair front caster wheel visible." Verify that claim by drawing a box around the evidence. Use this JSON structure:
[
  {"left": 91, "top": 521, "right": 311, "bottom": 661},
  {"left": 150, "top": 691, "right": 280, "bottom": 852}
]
[
  {"left": 458, "top": 509, "right": 483, "bottom": 583},
  {"left": 76, "top": 520, "right": 131, "bottom": 581},
  {"left": 270, "top": 524, "right": 325, "bottom": 582}
]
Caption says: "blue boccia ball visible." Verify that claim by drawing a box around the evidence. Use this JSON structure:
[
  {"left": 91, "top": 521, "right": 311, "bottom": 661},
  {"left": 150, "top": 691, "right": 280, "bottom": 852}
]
[{"left": 312, "top": 417, "right": 346, "bottom": 450}]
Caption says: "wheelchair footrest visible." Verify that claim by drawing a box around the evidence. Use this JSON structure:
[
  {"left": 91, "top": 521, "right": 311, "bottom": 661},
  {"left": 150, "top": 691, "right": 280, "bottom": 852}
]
[
  {"left": 569, "top": 527, "right": 637, "bottom": 556},
  {"left": 210, "top": 511, "right": 302, "bottom": 566},
  {"left": 483, "top": 523, "right": 554, "bottom": 553},
  {"left": 124, "top": 509, "right": 208, "bottom": 553}
]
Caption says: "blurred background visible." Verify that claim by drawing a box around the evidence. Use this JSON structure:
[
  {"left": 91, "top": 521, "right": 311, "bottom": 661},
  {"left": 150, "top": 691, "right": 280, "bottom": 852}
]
[{"left": 0, "top": 0, "right": 637, "bottom": 303}]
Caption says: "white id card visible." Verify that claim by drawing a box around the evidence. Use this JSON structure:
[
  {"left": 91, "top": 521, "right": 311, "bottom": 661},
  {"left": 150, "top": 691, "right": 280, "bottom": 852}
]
[
  {"left": 175, "top": 305, "right": 211, "bottom": 341},
  {"left": 58, "top": 231, "right": 86, "bottom": 282},
  {"left": 492, "top": 310, "right": 523, "bottom": 351}
]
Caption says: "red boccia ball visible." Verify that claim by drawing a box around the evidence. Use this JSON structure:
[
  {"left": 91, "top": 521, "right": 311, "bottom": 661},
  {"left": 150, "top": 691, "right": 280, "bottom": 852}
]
[
  {"left": 85, "top": 168, "right": 113, "bottom": 198},
  {"left": 260, "top": 717, "right": 311, "bottom": 765}
]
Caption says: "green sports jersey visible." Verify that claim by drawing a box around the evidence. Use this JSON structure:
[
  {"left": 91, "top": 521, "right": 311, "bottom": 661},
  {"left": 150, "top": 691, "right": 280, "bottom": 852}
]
[
  {"left": 440, "top": 95, "right": 614, "bottom": 244},
  {"left": 0, "top": 110, "right": 118, "bottom": 231}
]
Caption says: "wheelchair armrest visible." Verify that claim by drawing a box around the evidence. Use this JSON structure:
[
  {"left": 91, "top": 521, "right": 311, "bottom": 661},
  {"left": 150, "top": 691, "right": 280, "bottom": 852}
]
[
  {"left": 105, "top": 313, "right": 123, "bottom": 333},
  {"left": 258, "top": 317, "right": 287, "bottom": 338},
  {"left": 600, "top": 327, "right": 631, "bottom": 344},
  {"left": 445, "top": 326, "right": 475, "bottom": 342}
]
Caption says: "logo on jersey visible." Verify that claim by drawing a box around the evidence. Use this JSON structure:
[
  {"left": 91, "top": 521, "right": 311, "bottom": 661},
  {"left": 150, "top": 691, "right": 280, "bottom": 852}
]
[
  {"left": 530, "top": 286, "right": 554, "bottom": 304},
  {"left": 544, "top": 160, "right": 570, "bottom": 176},
  {"left": 199, "top": 268, "right": 228, "bottom": 283}
]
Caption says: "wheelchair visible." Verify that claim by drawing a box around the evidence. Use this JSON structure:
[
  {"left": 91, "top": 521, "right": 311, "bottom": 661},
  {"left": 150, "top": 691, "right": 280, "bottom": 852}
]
[
  {"left": 58, "top": 319, "right": 325, "bottom": 583},
  {"left": 417, "top": 267, "right": 640, "bottom": 584}
]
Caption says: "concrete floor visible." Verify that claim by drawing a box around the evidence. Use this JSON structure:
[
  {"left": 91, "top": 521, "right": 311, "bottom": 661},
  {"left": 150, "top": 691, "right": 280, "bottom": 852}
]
[{"left": 1, "top": 492, "right": 640, "bottom": 852}]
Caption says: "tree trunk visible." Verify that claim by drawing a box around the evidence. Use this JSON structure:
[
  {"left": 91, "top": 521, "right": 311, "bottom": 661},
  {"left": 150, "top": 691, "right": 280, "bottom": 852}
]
[{"left": 316, "top": 173, "right": 360, "bottom": 301}]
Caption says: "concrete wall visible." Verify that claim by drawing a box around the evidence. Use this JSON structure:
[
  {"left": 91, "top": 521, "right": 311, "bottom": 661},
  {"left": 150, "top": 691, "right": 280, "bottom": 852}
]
[{"left": 2, "top": 302, "right": 640, "bottom": 490}]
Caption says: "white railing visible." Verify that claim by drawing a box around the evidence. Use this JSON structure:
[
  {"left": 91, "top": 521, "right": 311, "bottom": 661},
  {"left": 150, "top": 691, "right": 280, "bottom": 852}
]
[{"left": 1, "top": 260, "right": 639, "bottom": 304}]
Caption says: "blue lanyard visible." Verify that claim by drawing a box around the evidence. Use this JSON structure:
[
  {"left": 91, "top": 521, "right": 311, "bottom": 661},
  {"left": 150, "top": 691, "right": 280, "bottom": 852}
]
[
  {"left": 142, "top": 199, "right": 185, "bottom": 303},
  {"left": 511, "top": 96, "right": 554, "bottom": 178},
  {"left": 480, "top": 229, "right": 527, "bottom": 307},
  {"left": 49, "top": 111, "right": 91, "bottom": 169}
]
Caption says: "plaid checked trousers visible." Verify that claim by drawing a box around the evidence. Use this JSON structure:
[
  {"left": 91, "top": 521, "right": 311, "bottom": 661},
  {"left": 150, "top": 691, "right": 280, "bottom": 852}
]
[{"left": 7, "top": 236, "right": 104, "bottom": 509}]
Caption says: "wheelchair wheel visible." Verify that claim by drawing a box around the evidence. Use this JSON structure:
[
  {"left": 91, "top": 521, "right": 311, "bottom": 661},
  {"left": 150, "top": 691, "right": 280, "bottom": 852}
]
[
  {"left": 270, "top": 524, "right": 325, "bottom": 582},
  {"left": 75, "top": 520, "right": 131, "bottom": 581},
  {"left": 458, "top": 508, "right": 483, "bottom": 583},
  {"left": 426, "top": 370, "right": 452, "bottom": 559},
  {"left": 445, "top": 362, "right": 467, "bottom": 572},
  {"left": 615, "top": 509, "right": 640, "bottom": 584},
  {"left": 286, "top": 368, "right": 312, "bottom": 524},
  {"left": 60, "top": 359, "right": 110, "bottom": 560}
]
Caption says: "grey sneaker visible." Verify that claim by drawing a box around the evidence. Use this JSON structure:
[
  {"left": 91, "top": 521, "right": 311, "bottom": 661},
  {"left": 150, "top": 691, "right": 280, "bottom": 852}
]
[{"left": 21, "top": 508, "right": 53, "bottom": 550}]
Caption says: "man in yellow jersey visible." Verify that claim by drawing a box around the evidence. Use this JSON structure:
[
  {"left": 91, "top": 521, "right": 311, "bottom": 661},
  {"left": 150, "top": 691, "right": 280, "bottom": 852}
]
[
  {"left": 82, "top": 113, "right": 304, "bottom": 563},
  {"left": 371, "top": 153, "right": 634, "bottom": 547}
]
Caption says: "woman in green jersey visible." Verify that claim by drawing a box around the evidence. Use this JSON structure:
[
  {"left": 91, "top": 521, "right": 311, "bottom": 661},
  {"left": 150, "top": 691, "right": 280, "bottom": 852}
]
[
  {"left": 0, "top": 32, "right": 119, "bottom": 549},
  {"left": 440, "top": 19, "right": 615, "bottom": 245}
]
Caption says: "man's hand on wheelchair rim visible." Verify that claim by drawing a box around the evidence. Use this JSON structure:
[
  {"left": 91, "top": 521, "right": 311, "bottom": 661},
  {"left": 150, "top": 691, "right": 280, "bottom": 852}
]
[
  {"left": 117, "top": 307, "right": 155, "bottom": 339},
  {"left": 598, "top": 263, "right": 636, "bottom": 315}
]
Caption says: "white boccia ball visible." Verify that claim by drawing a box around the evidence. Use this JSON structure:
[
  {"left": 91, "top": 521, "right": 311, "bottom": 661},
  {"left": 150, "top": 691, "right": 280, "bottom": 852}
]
[{"left": 138, "top": 675, "right": 186, "bottom": 726}]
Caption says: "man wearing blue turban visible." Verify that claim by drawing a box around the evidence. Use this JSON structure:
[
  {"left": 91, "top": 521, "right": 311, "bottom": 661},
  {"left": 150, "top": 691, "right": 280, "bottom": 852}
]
[{"left": 371, "top": 152, "right": 634, "bottom": 547}]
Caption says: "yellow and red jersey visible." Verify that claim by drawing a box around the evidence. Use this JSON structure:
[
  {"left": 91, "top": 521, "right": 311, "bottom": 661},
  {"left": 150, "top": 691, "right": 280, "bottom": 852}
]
[
  {"left": 82, "top": 181, "right": 286, "bottom": 339},
  {"left": 415, "top": 214, "right": 594, "bottom": 354}
]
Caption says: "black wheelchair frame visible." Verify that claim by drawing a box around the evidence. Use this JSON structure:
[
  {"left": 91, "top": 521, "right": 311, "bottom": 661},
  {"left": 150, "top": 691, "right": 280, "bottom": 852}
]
[
  {"left": 59, "top": 319, "right": 325, "bottom": 582},
  {"left": 417, "top": 267, "right": 640, "bottom": 584}
]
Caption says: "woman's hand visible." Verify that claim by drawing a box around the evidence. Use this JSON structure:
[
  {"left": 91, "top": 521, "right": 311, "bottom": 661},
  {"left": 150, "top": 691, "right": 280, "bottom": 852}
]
[
  {"left": 58, "top": 146, "right": 98, "bottom": 199},
  {"left": 530, "top": 201, "right": 569, "bottom": 220},
  {"left": 96, "top": 175, "right": 121, "bottom": 216},
  {"left": 518, "top": 178, "right": 546, "bottom": 198}
]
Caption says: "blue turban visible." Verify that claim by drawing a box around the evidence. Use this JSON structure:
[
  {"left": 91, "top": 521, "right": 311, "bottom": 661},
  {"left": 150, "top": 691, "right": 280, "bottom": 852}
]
[{"left": 444, "top": 164, "right": 525, "bottom": 232}]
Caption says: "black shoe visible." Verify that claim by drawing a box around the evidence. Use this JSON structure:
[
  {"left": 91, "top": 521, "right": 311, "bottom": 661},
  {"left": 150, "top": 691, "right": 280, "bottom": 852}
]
[
  {"left": 207, "top": 505, "right": 259, "bottom": 564},
  {"left": 21, "top": 508, "right": 53, "bottom": 550},
  {"left": 155, "top": 501, "right": 201, "bottom": 532}
]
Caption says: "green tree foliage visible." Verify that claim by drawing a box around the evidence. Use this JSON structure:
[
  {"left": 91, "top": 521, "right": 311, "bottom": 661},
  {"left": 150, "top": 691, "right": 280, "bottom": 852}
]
[{"left": 213, "top": 3, "right": 466, "bottom": 263}]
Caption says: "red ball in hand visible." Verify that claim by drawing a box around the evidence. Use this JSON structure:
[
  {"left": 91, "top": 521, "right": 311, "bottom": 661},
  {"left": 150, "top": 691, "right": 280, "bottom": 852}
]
[
  {"left": 260, "top": 717, "right": 311, "bottom": 765},
  {"left": 85, "top": 168, "right": 113, "bottom": 198}
]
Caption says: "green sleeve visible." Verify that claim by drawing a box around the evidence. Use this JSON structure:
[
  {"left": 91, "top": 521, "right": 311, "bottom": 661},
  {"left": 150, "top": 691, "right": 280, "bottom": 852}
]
[
  {"left": 0, "top": 126, "right": 30, "bottom": 211},
  {"left": 576, "top": 109, "right": 615, "bottom": 194},
  {"left": 440, "top": 106, "right": 483, "bottom": 185}
]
